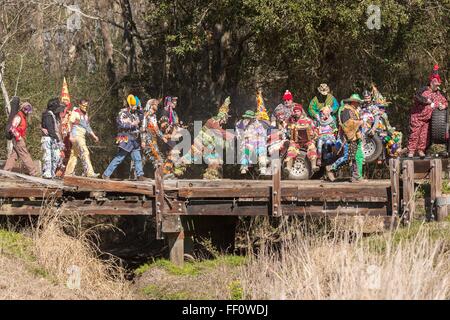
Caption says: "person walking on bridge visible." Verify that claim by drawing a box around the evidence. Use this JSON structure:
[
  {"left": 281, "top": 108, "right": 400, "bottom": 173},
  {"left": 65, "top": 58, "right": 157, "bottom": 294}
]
[
  {"left": 65, "top": 100, "right": 100, "bottom": 178},
  {"left": 103, "top": 95, "right": 146, "bottom": 181},
  {"left": 41, "top": 98, "right": 66, "bottom": 179},
  {"left": 3, "top": 102, "right": 38, "bottom": 176}
]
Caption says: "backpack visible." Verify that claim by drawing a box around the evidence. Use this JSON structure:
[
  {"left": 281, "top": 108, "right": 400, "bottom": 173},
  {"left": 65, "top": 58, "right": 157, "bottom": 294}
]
[{"left": 5, "top": 96, "right": 20, "bottom": 140}]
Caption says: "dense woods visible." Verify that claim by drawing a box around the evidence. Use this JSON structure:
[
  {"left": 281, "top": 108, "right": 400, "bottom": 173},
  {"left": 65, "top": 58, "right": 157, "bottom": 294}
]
[{"left": 0, "top": 0, "right": 449, "bottom": 171}]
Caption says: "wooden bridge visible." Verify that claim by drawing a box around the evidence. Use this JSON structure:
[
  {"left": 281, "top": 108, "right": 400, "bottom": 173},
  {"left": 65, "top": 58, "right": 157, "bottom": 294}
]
[{"left": 0, "top": 158, "right": 448, "bottom": 265}]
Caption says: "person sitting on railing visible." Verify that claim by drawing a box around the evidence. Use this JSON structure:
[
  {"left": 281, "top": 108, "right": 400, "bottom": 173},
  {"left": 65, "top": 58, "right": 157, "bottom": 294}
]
[
  {"left": 316, "top": 106, "right": 337, "bottom": 167},
  {"left": 285, "top": 104, "right": 319, "bottom": 172}
]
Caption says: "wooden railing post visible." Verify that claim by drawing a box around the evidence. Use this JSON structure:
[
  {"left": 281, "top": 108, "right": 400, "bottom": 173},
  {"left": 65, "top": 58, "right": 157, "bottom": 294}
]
[
  {"left": 154, "top": 165, "right": 165, "bottom": 240},
  {"left": 271, "top": 159, "right": 282, "bottom": 217},
  {"left": 402, "top": 160, "right": 415, "bottom": 224},
  {"left": 155, "top": 165, "right": 184, "bottom": 266},
  {"left": 389, "top": 158, "right": 400, "bottom": 217},
  {"left": 430, "top": 159, "right": 446, "bottom": 221}
]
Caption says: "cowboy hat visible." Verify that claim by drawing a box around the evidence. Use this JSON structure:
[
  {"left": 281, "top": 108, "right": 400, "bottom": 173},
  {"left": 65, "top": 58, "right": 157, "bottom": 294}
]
[
  {"left": 243, "top": 110, "right": 256, "bottom": 119},
  {"left": 343, "top": 94, "right": 364, "bottom": 103},
  {"left": 318, "top": 83, "right": 331, "bottom": 96}
]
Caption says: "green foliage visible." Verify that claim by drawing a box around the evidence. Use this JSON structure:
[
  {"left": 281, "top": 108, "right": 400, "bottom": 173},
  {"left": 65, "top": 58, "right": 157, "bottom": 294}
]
[
  {"left": 135, "top": 255, "right": 247, "bottom": 276},
  {"left": 142, "top": 284, "right": 193, "bottom": 300},
  {"left": 228, "top": 280, "right": 244, "bottom": 300},
  {"left": 366, "top": 220, "right": 450, "bottom": 253},
  {"left": 0, "top": 229, "right": 34, "bottom": 261}
]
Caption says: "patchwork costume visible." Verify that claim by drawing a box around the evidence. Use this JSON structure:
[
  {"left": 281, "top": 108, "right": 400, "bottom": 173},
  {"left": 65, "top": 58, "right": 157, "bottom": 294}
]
[
  {"left": 65, "top": 105, "right": 98, "bottom": 177},
  {"left": 361, "top": 86, "right": 403, "bottom": 158},
  {"left": 141, "top": 100, "right": 165, "bottom": 167},
  {"left": 316, "top": 107, "right": 337, "bottom": 166},
  {"left": 407, "top": 65, "right": 448, "bottom": 155},
  {"left": 56, "top": 78, "right": 73, "bottom": 177},
  {"left": 236, "top": 111, "right": 268, "bottom": 174},
  {"left": 187, "top": 97, "right": 233, "bottom": 180},
  {"left": 41, "top": 99, "right": 65, "bottom": 178},
  {"left": 285, "top": 104, "right": 318, "bottom": 171},
  {"left": 328, "top": 94, "right": 364, "bottom": 182},
  {"left": 103, "top": 95, "right": 145, "bottom": 179},
  {"left": 308, "top": 84, "right": 339, "bottom": 121},
  {"left": 160, "top": 97, "right": 186, "bottom": 178}
]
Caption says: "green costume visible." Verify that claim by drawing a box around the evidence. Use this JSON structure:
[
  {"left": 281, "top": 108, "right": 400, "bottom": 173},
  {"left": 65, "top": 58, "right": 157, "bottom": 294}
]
[{"left": 308, "top": 94, "right": 340, "bottom": 121}]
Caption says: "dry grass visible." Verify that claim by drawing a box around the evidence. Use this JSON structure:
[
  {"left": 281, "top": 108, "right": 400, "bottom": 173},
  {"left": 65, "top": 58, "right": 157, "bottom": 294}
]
[
  {"left": 240, "top": 219, "right": 450, "bottom": 299},
  {"left": 28, "top": 206, "right": 133, "bottom": 300}
]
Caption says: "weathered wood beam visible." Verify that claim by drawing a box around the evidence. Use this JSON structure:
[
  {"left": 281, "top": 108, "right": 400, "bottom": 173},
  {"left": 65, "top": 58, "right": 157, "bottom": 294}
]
[
  {"left": 0, "top": 169, "right": 63, "bottom": 188},
  {"left": 389, "top": 158, "right": 400, "bottom": 216},
  {"left": 0, "top": 188, "right": 62, "bottom": 198},
  {"left": 271, "top": 159, "right": 282, "bottom": 217},
  {"left": 64, "top": 175, "right": 155, "bottom": 196},
  {"left": 154, "top": 166, "right": 165, "bottom": 239},
  {"left": 430, "top": 159, "right": 446, "bottom": 221},
  {"left": 178, "top": 185, "right": 389, "bottom": 201},
  {"left": 164, "top": 203, "right": 387, "bottom": 216},
  {"left": 402, "top": 160, "right": 415, "bottom": 224}
]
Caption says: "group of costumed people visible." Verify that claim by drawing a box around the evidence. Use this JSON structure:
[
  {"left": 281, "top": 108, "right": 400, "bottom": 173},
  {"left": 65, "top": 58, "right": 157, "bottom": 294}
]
[
  {"left": 2, "top": 64, "right": 447, "bottom": 182},
  {"left": 235, "top": 83, "right": 402, "bottom": 182}
]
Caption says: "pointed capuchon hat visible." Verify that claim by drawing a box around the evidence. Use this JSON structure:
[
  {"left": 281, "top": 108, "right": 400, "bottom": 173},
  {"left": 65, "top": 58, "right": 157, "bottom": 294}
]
[
  {"left": 429, "top": 64, "right": 442, "bottom": 84},
  {"left": 256, "top": 90, "right": 269, "bottom": 121},
  {"left": 216, "top": 96, "right": 231, "bottom": 121}
]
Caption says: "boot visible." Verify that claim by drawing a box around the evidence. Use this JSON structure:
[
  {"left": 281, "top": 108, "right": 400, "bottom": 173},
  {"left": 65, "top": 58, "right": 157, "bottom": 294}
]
[
  {"left": 311, "top": 158, "right": 319, "bottom": 172},
  {"left": 325, "top": 165, "right": 336, "bottom": 182},
  {"left": 418, "top": 150, "right": 426, "bottom": 158},
  {"left": 316, "top": 158, "right": 322, "bottom": 167}
]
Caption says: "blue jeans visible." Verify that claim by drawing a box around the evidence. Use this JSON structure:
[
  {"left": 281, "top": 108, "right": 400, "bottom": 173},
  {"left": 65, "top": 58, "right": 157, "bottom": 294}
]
[
  {"left": 332, "top": 143, "right": 349, "bottom": 171},
  {"left": 103, "top": 148, "right": 144, "bottom": 178}
]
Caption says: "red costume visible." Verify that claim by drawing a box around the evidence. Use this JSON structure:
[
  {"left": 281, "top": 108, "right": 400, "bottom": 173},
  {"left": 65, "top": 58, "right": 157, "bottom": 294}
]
[{"left": 408, "top": 65, "right": 448, "bottom": 154}]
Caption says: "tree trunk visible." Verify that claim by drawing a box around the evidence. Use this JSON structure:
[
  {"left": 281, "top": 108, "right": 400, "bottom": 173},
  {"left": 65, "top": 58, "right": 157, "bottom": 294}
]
[
  {"left": 0, "top": 61, "right": 13, "bottom": 156},
  {"left": 97, "top": 0, "right": 117, "bottom": 91}
]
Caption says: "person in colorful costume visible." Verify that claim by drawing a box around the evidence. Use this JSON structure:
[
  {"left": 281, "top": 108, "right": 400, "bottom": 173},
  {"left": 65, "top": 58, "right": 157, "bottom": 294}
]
[
  {"left": 407, "top": 64, "right": 448, "bottom": 157},
  {"left": 159, "top": 96, "right": 186, "bottom": 178},
  {"left": 285, "top": 104, "right": 319, "bottom": 172},
  {"left": 316, "top": 106, "right": 337, "bottom": 167},
  {"left": 236, "top": 110, "right": 268, "bottom": 175},
  {"left": 103, "top": 95, "right": 146, "bottom": 180},
  {"left": 188, "top": 97, "right": 233, "bottom": 180},
  {"left": 361, "top": 86, "right": 404, "bottom": 158},
  {"left": 162, "top": 96, "right": 179, "bottom": 126},
  {"left": 141, "top": 99, "right": 166, "bottom": 168},
  {"left": 326, "top": 94, "right": 365, "bottom": 182},
  {"left": 41, "top": 98, "right": 66, "bottom": 179},
  {"left": 308, "top": 83, "right": 340, "bottom": 122},
  {"left": 3, "top": 102, "right": 38, "bottom": 176},
  {"left": 272, "top": 90, "right": 294, "bottom": 126},
  {"left": 55, "top": 78, "right": 74, "bottom": 177},
  {"left": 65, "top": 100, "right": 100, "bottom": 178}
]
